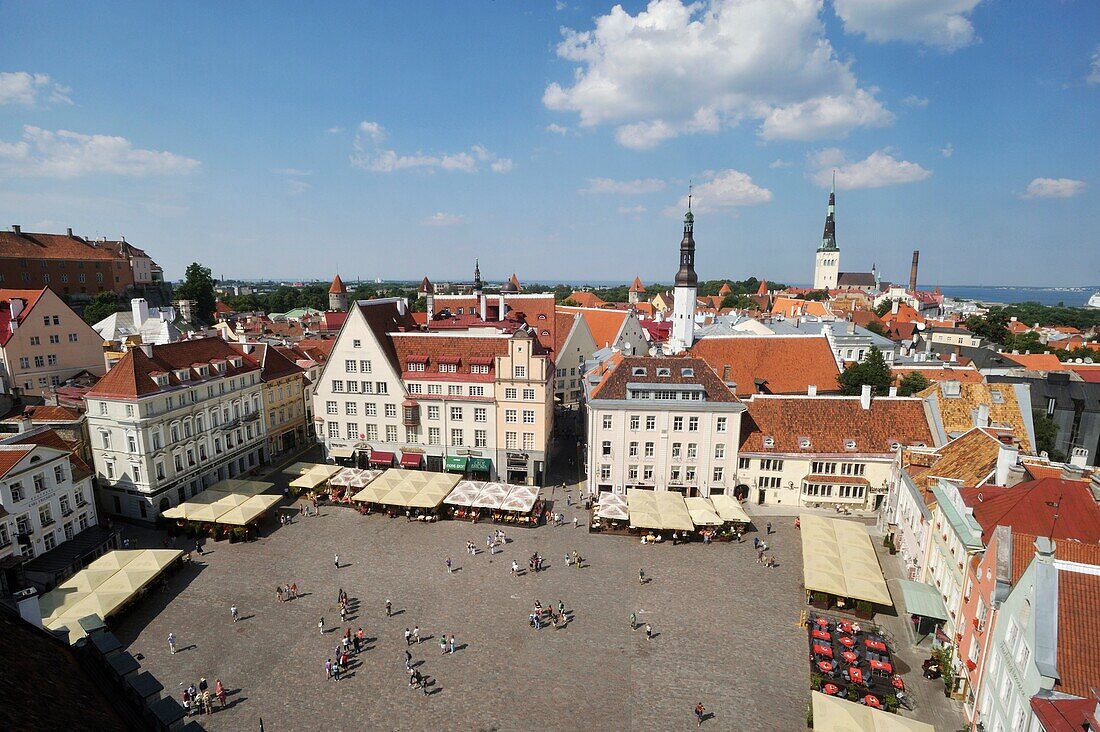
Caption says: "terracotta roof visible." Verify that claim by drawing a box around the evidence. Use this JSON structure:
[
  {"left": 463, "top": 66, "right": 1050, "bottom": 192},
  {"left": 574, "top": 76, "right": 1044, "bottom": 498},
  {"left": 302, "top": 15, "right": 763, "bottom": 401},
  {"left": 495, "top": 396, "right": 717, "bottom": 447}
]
[
  {"left": 881, "top": 302, "right": 925, "bottom": 325},
  {"left": 850, "top": 309, "right": 884, "bottom": 330},
  {"left": 214, "top": 301, "right": 235, "bottom": 315},
  {"left": 0, "top": 231, "right": 123, "bottom": 261},
  {"left": 739, "top": 395, "right": 935, "bottom": 454},
  {"left": 769, "top": 296, "right": 834, "bottom": 318},
  {"left": 589, "top": 355, "right": 737, "bottom": 402},
  {"left": 557, "top": 306, "right": 630, "bottom": 350},
  {"left": 85, "top": 337, "right": 260, "bottom": 399},
  {"left": 230, "top": 343, "right": 303, "bottom": 382},
  {"left": 0, "top": 405, "right": 82, "bottom": 423},
  {"left": 566, "top": 291, "right": 607, "bottom": 309},
  {"left": 0, "top": 446, "right": 33, "bottom": 478},
  {"left": 321, "top": 311, "right": 348, "bottom": 331},
  {"left": 891, "top": 366, "right": 984, "bottom": 386},
  {"left": 1010, "top": 533, "right": 1100, "bottom": 583},
  {"left": 918, "top": 381, "right": 1034, "bottom": 452},
  {"left": 757, "top": 280, "right": 768, "bottom": 296},
  {"left": 1003, "top": 352, "right": 1065, "bottom": 371},
  {"left": 329, "top": 274, "right": 346, "bottom": 294},
  {"left": 962, "top": 479, "right": 1100, "bottom": 545},
  {"left": 1030, "top": 694, "right": 1100, "bottom": 732},
  {"left": 629, "top": 277, "right": 645, "bottom": 293},
  {"left": 356, "top": 300, "right": 421, "bottom": 374},
  {"left": 717, "top": 282, "right": 732, "bottom": 296},
  {"left": 420, "top": 277, "right": 434, "bottom": 294},
  {"left": 6, "top": 428, "right": 93, "bottom": 481},
  {"left": 1054, "top": 569, "right": 1100, "bottom": 698},
  {"left": 689, "top": 335, "right": 841, "bottom": 397},
  {"left": 391, "top": 334, "right": 510, "bottom": 381},
  {"left": 0, "top": 288, "right": 49, "bottom": 346},
  {"left": 919, "top": 427, "right": 1002, "bottom": 489},
  {"left": 554, "top": 312, "right": 579, "bottom": 354}
]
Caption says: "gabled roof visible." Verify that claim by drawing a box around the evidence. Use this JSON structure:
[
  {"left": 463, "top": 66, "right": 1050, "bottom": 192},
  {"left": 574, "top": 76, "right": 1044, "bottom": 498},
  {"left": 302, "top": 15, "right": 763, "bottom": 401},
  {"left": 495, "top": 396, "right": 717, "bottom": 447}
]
[
  {"left": 0, "top": 288, "right": 49, "bottom": 346},
  {"left": 962, "top": 479, "right": 1100, "bottom": 544},
  {"left": 739, "top": 395, "right": 935, "bottom": 454},
  {"left": 356, "top": 299, "right": 420, "bottom": 375},
  {"left": 1030, "top": 693, "right": 1100, "bottom": 732},
  {"left": 229, "top": 343, "right": 303, "bottom": 381},
  {"left": 769, "top": 296, "right": 833, "bottom": 319},
  {"left": 1003, "top": 352, "right": 1065, "bottom": 371},
  {"left": 837, "top": 272, "right": 877, "bottom": 287},
  {"left": 554, "top": 311, "right": 581, "bottom": 354},
  {"left": 718, "top": 282, "right": 732, "bottom": 296},
  {"left": 0, "top": 404, "right": 82, "bottom": 423},
  {"left": 420, "top": 277, "right": 434, "bottom": 294},
  {"left": 589, "top": 355, "right": 737, "bottom": 402},
  {"left": 85, "top": 337, "right": 260, "bottom": 399},
  {"left": 629, "top": 277, "right": 645, "bottom": 293},
  {"left": 0, "top": 230, "right": 124, "bottom": 261},
  {"left": 5, "top": 428, "right": 93, "bottom": 481},
  {"left": 920, "top": 427, "right": 1003, "bottom": 489},
  {"left": 391, "top": 333, "right": 511, "bottom": 381},
  {"left": 0, "top": 446, "right": 34, "bottom": 478},
  {"left": 919, "top": 380, "right": 1034, "bottom": 452},
  {"left": 557, "top": 306, "right": 630, "bottom": 350},
  {"left": 566, "top": 291, "right": 607, "bottom": 309},
  {"left": 329, "top": 274, "right": 347, "bottom": 294},
  {"left": 689, "top": 335, "right": 841, "bottom": 397}
]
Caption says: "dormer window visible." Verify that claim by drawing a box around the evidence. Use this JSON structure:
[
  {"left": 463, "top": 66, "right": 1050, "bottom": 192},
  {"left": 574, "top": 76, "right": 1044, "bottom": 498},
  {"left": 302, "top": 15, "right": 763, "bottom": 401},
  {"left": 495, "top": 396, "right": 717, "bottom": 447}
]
[
  {"left": 844, "top": 439, "right": 857, "bottom": 451},
  {"left": 537, "top": 314, "right": 547, "bottom": 321},
  {"left": 890, "top": 441, "right": 902, "bottom": 451},
  {"left": 632, "top": 367, "right": 647, "bottom": 377},
  {"left": 155, "top": 375, "right": 169, "bottom": 387},
  {"left": 656, "top": 367, "right": 671, "bottom": 377},
  {"left": 198, "top": 366, "right": 209, "bottom": 377},
  {"left": 799, "top": 437, "right": 812, "bottom": 449},
  {"left": 681, "top": 368, "right": 694, "bottom": 377},
  {"left": 763, "top": 436, "right": 775, "bottom": 448},
  {"left": 991, "top": 390, "right": 1004, "bottom": 404},
  {"left": 231, "top": 357, "right": 244, "bottom": 368},
  {"left": 175, "top": 369, "right": 189, "bottom": 381}
]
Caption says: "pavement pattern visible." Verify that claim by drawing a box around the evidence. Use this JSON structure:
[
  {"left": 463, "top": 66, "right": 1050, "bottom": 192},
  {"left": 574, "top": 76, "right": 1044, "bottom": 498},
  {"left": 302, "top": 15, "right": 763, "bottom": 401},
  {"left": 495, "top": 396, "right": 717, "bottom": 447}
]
[{"left": 112, "top": 493, "right": 811, "bottom": 732}]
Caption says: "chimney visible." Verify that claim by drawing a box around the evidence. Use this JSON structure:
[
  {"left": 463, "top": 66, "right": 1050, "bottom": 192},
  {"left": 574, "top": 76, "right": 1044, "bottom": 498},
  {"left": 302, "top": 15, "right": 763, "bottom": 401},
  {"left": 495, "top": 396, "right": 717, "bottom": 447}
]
[
  {"left": 66, "top": 227, "right": 73, "bottom": 237},
  {"left": 14, "top": 587, "right": 42, "bottom": 629},
  {"left": 498, "top": 293, "right": 506, "bottom": 322},
  {"left": 396, "top": 298, "right": 408, "bottom": 316},
  {"left": 1005, "top": 463, "right": 1026, "bottom": 487},
  {"left": 11, "top": 225, "right": 21, "bottom": 235},
  {"left": 175, "top": 299, "right": 194, "bottom": 324},
  {"left": 909, "top": 250, "right": 919, "bottom": 292},
  {"left": 9, "top": 297, "right": 25, "bottom": 323},
  {"left": 1034, "top": 536, "right": 1056, "bottom": 564},
  {"left": 722, "top": 365, "right": 731, "bottom": 382},
  {"left": 891, "top": 299, "right": 899, "bottom": 315},
  {"left": 139, "top": 343, "right": 153, "bottom": 357},
  {"left": 889, "top": 386, "right": 898, "bottom": 397},
  {"left": 1069, "top": 447, "right": 1089, "bottom": 468},
  {"left": 860, "top": 384, "right": 872, "bottom": 410},
  {"left": 975, "top": 402, "right": 990, "bottom": 428},
  {"left": 17, "top": 415, "right": 32, "bottom": 433},
  {"left": 807, "top": 384, "right": 817, "bottom": 396},
  {"left": 994, "top": 442, "right": 1018, "bottom": 485},
  {"left": 479, "top": 292, "right": 487, "bottom": 321},
  {"left": 131, "top": 298, "right": 149, "bottom": 327}
]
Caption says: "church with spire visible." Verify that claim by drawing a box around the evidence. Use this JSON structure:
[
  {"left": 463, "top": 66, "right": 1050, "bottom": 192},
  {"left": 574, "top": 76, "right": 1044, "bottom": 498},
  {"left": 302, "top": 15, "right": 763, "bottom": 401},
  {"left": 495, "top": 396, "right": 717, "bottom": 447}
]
[
  {"left": 667, "top": 196, "right": 698, "bottom": 354},
  {"left": 811, "top": 180, "right": 880, "bottom": 294}
]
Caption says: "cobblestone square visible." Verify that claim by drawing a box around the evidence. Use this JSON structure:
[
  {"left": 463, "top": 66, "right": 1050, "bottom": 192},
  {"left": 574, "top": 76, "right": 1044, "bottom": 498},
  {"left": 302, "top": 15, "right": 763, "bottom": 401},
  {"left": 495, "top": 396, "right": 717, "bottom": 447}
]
[{"left": 113, "top": 493, "right": 809, "bottom": 731}]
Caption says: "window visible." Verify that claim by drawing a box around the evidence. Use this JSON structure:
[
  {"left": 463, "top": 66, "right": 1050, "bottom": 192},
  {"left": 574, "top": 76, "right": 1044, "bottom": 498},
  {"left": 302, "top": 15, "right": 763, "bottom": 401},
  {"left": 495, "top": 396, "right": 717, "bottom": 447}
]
[
  {"left": 327, "top": 401, "right": 338, "bottom": 415},
  {"left": 332, "top": 380, "right": 344, "bottom": 392},
  {"left": 602, "top": 415, "right": 612, "bottom": 429},
  {"left": 688, "top": 417, "right": 699, "bottom": 432},
  {"left": 127, "top": 433, "right": 137, "bottom": 452},
  {"left": 346, "top": 402, "right": 357, "bottom": 415},
  {"left": 759, "top": 476, "right": 781, "bottom": 489},
  {"left": 522, "top": 432, "right": 535, "bottom": 450},
  {"left": 365, "top": 403, "right": 377, "bottom": 417},
  {"left": 152, "top": 431, "right": 162, "bottom": 450},
  {"left": 408, "top": 362, "right": 425, "bottom": 372},
  {"left": 9, "top": 482, "right": 24, "bottom": 502},
  {"left": 451, "top": 428, "right": 464, "bottom": 446},
  {"left": 505, "top": 388, "right": 517, "bottom": 400},
  {"left": 376, "top": 382, "right": 387, "bottom": 394},
  {"left": 347, "top": 381, "right": 359, "bottom": 393},
  {"left": 386, "top": 425, "right": 398, "bottom": 442},
  {"left": 365, "top": 424, "right": 378, "bottom": 440},
  {"left": 353, "top": 339, "right": 362, "bottom": 348},
  {"left": 600, "top": 464, "right": 611, "bottom": 480},
  {"left": 346, "top": 423, "right": 358, "bottom": 440},
  {"left": 646, "top": 416, "right": 656, "bottom": 431},
  {"left": 43, "top": 533, "right": 56, "bottom": 552},
  {"left": 385, "top": 403, "right": 397, "bottom": 418},
  {"left": 712, "top": 467, "right": 724, "bottom": 483},
  {"left": 841, "top": 463, "right": 866, "bottom": 476},
  {"left": 475, "top": 429, "right": 487, "bottom": 448},
  {"left": 471, "top": 364, "right": 490, "bottom": 375},
  {"left": 513, "top": 366, "right": 526, "bottom": 378},
  {"left": 406, "top": 426, "right": 420, "bottom": 443},
  {"left": 630, "top": 415, "right": 640, "bottom": 430},
  {"left": 428, "top": 427, "right": 441, "bottom": 445},
  {"left": 673, "top": 417, "right": 683, "bottom": 431},
  {"left": 99, "top": 402, "right": 108, "bottom": 416},
  {"left": 49, "top": 334, "right": 59, "bottom": 344},
  {"left": 738, "top": 457, "right": 750, "bottom": 470},
  {"left": 505, "top": 409, "right": 517, "bottom": 423},
  {"left": 408, "top": 383, "right": 422, "bottom": 394},
  {"left": 811, "top": 461, "right": 838, "bottom": 474},
  {"left": 427, "top": 384, "right": 441, "bottom": 395},
  {"left": 33, "top": 473, "right": 45, "bottom": 493},
  {"left": 506, "top": 431, "right": 517, "bottom": 449},
  {"left": 362, "top": 381, "right": 375, "bottom": 393},
  {"left": 68, "top": 332, "right": 78, "bottom": 342},
  {"left": 761, "top": 459, "right": 784, "bottom": 471},
  {"left": 125, "top": 404, "right": 135, "bottom": 418},
  {"left": 425, "top": 405, "right": 439, "bottom": 421},
  {"left": 360, "top": 360, "right": 372, "bottom": 373},
  {"left": 100, "top": 430, "right": 111, "bottom": 449},
  {"left": 522, "top": 410, "right": 535, "bottom": 424},
  {"left": 447, "top": 385, "right": 463, "bottom": 396},
  {"left": 39, "top": 503, "right": 53, "bottom": 527},
  {"left": 714, "top": 443, "right": 725, "bottom": 459},
  {"left": 474, "top": 408, "right": 487, "bottom": 423},
  {"left": 601, "top": 441, "right": 612, "bottom": 457},
  {"left": 522, "top": 388, "right": 535, "bottom": 400},
  {"left": 439, "top": 363, "right": 457, "bottom": 373},
  {"left": 628, "top": 465, "right": 639, "bottom": 481},
  {"left": 450, "top": 406, "right": 463, "bottom": 421},
  {"left": 644, "top": 442, "right": 655, "bottom": 458},
  {"left": 469, "top": 385, "right": 485, "bottom": 397},
  {"left": 19, "top": 357, "right": 29, "bottom": 369},
  {"left": 629, "top": 442, "right": 639, "bottom": 457}
]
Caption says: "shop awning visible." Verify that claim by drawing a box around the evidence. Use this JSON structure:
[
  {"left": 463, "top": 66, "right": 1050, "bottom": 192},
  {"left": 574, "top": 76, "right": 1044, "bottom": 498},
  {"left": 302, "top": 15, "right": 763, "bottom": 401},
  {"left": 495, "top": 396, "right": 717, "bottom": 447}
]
[
  {"left": 709, "top": 494, "right": 751, "bottom": 524},
  {"left": 596, "top": 492, "right": 630, "bottom": 521},
  {"left": 468, "top": 457, "right": 492, "bottom": 473},
  {"left": 500, "top": 485, "right": 540, "bottom": 513},
  {"left": 288, "top": 463, "right": 342, "bottom": 489},
  {"left": 626, "top": 489, "right": 694, "bottom": 532},
  {"left": 216, "top": 494, "right": 282, "bottom": 526},
  {"left": 894, "top": 579, "right": 949, "bottom": 621},
  {"left": 800, "top": 514, "right": 893, "bottom": 608},
  {"left": 443, "top": 481, "right": 482, "bottom": 507},
  {"left": 400, "top": 453, "right": 423, "bottom": 468},
  {"left": 684, "top": 497, "right": 723, "bottom": 526},
  {"left": 328, "top": 446, "right": 356, "bottom": 459},
  {"left": 350, "top": 468, "right": 461, "bottom": 508},
  {"left": 445, "top": 456, "right": 469, "bottom": 473},
  {"left": 369, "top": 450, "right": 396, "bottom": 467},
  {"left": 811, "top": 692, "right": 934, "bottom": 732}
]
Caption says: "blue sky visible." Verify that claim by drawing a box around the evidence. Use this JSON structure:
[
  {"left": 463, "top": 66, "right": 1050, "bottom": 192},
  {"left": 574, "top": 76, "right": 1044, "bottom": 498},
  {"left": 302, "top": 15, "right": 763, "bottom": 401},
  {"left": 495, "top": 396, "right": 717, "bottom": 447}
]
[{"left": 1, "top": 1, "right": 1097, "bottom": 287}]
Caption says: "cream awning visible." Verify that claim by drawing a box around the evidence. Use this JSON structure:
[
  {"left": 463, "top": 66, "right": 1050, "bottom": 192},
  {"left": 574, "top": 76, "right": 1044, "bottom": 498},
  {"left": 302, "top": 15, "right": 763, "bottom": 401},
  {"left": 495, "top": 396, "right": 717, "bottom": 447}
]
[
  {"left": 329, "top": 447, "right": 356, "bottom": 459},
  {"left": 40, "top": 549, "right": 182, "bottom": 644},
  {"left": 217, "top": 494, "right": 282, "bottom": 526},
  {"left": 596, "top": 492, "right": 629, "bottom": 521},
  {"left": 627, "top": 489, "right": 695, "bottom": 532},
  {"left": 289, "top": 463, "right": 342, "bottom": 489},
  {"left": 330, "top": 467, "right": 382, "bottom": 488},
  {"left": 472, "top": 482, "right": 510, "bottom": 509},
  {"left": 800, "top": 515, "right": 893, "bottom": 607},
  {"left": 350, "top": 469, "right": 460, "bottom": 509},
  {"left": 163, "top": 482, "right": 276, "bottom": 526},
  {"left": 684, "top": 497, "right": 723, "bottom": 526},
  {"left": 709, "top": 493, "right": 751, "bottom": 524},
  {"left": 811, "top": 692, "right": 934, "bottom": 731},
  {"left": 500, "top": 485, "right": 540, "bottom": 513}
]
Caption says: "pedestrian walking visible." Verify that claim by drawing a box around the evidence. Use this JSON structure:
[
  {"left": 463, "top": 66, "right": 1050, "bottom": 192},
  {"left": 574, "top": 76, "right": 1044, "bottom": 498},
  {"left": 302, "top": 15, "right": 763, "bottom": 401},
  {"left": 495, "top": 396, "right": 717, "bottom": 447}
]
[
  {"left": 439, "top": 635, "right": 447, "bottom": 654},
  {"left": 413, "top": 625, "right": 421, "bottom": 644},
  {"left": 333, "top": 660, "right": 341, "bottom": 681},
  {"left": 573, "top": 516, "right": 578, "bottom": 529},
  {"left": 340, "top": 604, "right": 348, "bottom": 622},
  {"left": 386, "top": 599, "right": 392, "bottom": 616},
  {"left": 215, "top": 679, "right": 226, "bottom": 708},
  {"left": 639, "top": 568, "right": 646, "bottom": 585},
  {"left": 753, "top": 536, "right": 760, "bottom": 549},
  {"left": 325, "top": 659, "right": 333, "bottom": 679},
  {"left": 645, "top": 623, "right": 653, "bottom": 640},
  {"left": 449, "top": 634, "right": 456, "bottom": 653},
  {"left": 195, "top": 540, "right": 202, "bottom": 556},
  {"left": 231, "top": 605, "right": 239, "bottom": 622},
  {"left": 202, "top": 689, "right": 212, "bottom": 714},
  {"left": 766, "top": 521, "right": 772, "bottom": 535},
  {"left": 167, "top": 632, "right": 176, "bottom": 654},
  {"left": 446, "top": 557, "right": 453, "bottom": 573},
  {"left": 405, "top": 649, "right": 412, "bottom": 669},
  {"left": 318, "top": 617, "right": 325, "bottom": 635},
  {"left": 334, "top": 553, "right": 339, "bottom": 568},
  {"left": 629, "top": 612, "right": 637, "bottom": 630},
  {"left": 695, "top": 702, "right": 706, "bottom": 726},
  {"left": 291, "top": 583, "right": 297, "bottom": 599},
  {"left": 511, "top": 559, "right": 519, "bottom": 577},
  {"left": 404, "top": 628, "right": 412, "bottom": 645}
]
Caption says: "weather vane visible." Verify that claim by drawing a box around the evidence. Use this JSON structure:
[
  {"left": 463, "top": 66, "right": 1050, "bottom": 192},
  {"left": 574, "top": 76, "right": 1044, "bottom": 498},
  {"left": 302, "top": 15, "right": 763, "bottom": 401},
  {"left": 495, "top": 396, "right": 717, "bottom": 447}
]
[{"left": 688, "top": 180, "right": 693, "bottom": 211}]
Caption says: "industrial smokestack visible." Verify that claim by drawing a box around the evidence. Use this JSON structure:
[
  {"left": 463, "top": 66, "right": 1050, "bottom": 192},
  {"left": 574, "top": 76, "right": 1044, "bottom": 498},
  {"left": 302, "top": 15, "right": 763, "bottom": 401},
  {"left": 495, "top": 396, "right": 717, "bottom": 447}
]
[{"left": 909, "top": 250, "right": 919, "bottom": 292}]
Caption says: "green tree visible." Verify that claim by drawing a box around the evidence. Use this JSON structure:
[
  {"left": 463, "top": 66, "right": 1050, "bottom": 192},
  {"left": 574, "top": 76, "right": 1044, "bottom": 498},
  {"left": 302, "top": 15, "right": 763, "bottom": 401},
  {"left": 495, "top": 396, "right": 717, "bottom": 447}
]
[
  {"left": 720, "top": 293, "right": 757, "bottom": 310},
  {"left": 175, "top": 263, "right": 217, "bottom": 324},
  {"left": 561, "top": 298, "right": 581, "bottom": 307},
  {"left": 1005, "top": 331, "right": 1044, "bottom": 353},
  {"left": 866, "top": 321, "right": 887, "bottom": 337},
  {"left": 837, "top": 346, "right": 892, "bottom": 396},
  {"left": 896, "top": 371, "right": 931, "bottom": 397},
  {"left": 802, "top": 289, "right": 830, "bottom": 302},
  {"left": 82, "top": 291, "right": 121, "bottom": 325},
  {"left": 964, "top": 309, "right": 1010, "bottom": 344},
  {"left": 873, "top": 299, "right": 894, "bottom": 318},
  {"left": 1032, "top": 412, "right": 1065, "bottom": 462}
]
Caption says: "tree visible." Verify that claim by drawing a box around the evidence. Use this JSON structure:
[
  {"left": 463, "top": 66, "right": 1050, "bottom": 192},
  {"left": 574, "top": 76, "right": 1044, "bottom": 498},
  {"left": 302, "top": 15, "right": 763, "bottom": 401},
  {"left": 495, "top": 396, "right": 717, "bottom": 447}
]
[
  {"left": 561, "top": 298, "right": 581, "bottom": 307},
  {"left": 82, "top": 291, "right": 121, "bottom": 325},
  {"left": 896, "top": 371, "right": 931, "bottom": 397},
  {"left": 1005, "top": 331, "right": 1043, "bottom": 353},
  {"left": 837, "top": 346, "right": 892, "bottom": 396},
  {"left": 1032, "top": 412, "right": 1066, "bottom": 462},
  {"left": 866, "top": 321, "right": 887, "bottom": 337},
  {"left": 873, "top": 299, "right": 894, "bottom": 318},
  {"left": 964, "top": 309, "right": 1010, "bottom": 345},
  {"left": 720, "top": 293, "right": 757, "bottom": 310},
  {"left": 175, "top": 263, "right": 217, "bottom": 324},
  {"left": 802, "top": 290, "right": 830, "bottom": 301}
]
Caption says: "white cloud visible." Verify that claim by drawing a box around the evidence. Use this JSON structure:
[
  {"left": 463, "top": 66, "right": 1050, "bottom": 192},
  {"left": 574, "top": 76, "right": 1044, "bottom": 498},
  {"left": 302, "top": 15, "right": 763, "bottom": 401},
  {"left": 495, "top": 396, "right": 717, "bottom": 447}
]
[
  {"left": 326, "top": 126, "right": 344, "bottom": 134},
  {"left": 808, "top": 149, "right": 931, "bottom": 190},
  {"left": 1021, "top": 178, "right": 1086, "bottom": 199},
  {"left": 903, "top": 94, "right": 930, "bottom": 107},
  {"left": 768, "top": 159, "right": 793, "bottom": 169},
  {"left": 0, "top": 125, "right": 200, "bottom": 178},
  {"left": 543, "top": 0, "right": 893, "bottom": 148},
  {"left": 351, "top": 123, "right": 511, "bottom": 174},
  {"left": 833, "top": 0, "right": 982, "bottom": 51},
  {"left": 556, "top": 1, "right": 567, "bottom": 10},
  {"left": 423, "top": 212, "right": 468, "bottom": 226},
  {"left": 545, "top": 123, "right": 570, "bottom": 135},
  {"left": 617, "top": 204, "right": 647, "bottom": 214},
  {"left": 582, "top": 177, "right": 667, "bottom": 195},
  {"left": 667, "top": 169, "right": 772, "bottom": 214},
  {"left": 939, "top": 143, "right": 953, "bottom": 158},
  {"left": 806, "top": 147, "right": 846, "bottom": 170},
  {"left": 0, "top": 72, "right": 72, "bottom": 106},
  {"left": 1089, "top": 45, "right": 1100, "bottom": 85}
]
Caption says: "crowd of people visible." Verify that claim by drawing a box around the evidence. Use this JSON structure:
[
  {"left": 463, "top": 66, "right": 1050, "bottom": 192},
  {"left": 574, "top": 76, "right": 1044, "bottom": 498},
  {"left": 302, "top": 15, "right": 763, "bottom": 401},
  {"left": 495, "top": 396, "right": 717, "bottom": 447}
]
[{"left": 180, "top": 676, "right": 227, "bottom": 716}]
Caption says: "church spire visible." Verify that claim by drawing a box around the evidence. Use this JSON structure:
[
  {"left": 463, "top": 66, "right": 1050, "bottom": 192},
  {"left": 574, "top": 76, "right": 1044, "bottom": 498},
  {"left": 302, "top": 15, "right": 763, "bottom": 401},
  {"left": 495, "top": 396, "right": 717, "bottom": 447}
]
[
  {"left": 674, "top": 193, "right": 697, "bottom": 288},
  {"left": 819, "top": 174, "right": 837, "bottom": 252},
  {"left": 473, "top": 259, "right": 483, "bottom": 293}
]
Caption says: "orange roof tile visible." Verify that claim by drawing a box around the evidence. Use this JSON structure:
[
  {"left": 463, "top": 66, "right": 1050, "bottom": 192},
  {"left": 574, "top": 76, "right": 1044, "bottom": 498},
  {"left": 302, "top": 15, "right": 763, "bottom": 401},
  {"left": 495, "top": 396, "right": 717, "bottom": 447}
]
[
  {"left": 919, "top": 427, "right": 1002, "bottom": 489},
  {"left": 690, "top": 336, "right": 841, "bottom": 397},
  {"left": 891, "top": 366, "right": 984, "bottom": 385},
  {"left": 329, "top": 274, "right": 346, "bottom": 294},
  {"left": 557, "top": 306, "right": 629, "bottom": 350},
  {"left": 629, "top": 277, "right": 645, "bottom": 293},
  {"left": 86, "top": 337, "right": 260, "bottom": 399},
  {"left": 391, "top": 334, "right": 510, "bottom": 382},
  {"left": 566, "top": 291, "right": 607, "bottom": 308},
  {"left": 962, "top": 479, "right": 1100, "bottom": 544},
  {"left": 769, "top": 296, "right": 833, "bottom": 318},
  {"left": 589, "top": 355, "right": 737, "bottom": 402},
  {"left": 740, "top": 395, "right": 935, "bottom": 454},
  {"left": 1054, "top": 568, "right": 1100, "bottom": 698},
  {"left": 0, "top": 231, "right": 123, "bottom": 261},
  {"left": 6, "top": 428, "right": 93, "bottom": 481},
  {"left": 0, "top": 446, "right": 33, "bottom": 478},
  {"left": 1003, "top": 352, "right": 1064, "bottom": 371}
]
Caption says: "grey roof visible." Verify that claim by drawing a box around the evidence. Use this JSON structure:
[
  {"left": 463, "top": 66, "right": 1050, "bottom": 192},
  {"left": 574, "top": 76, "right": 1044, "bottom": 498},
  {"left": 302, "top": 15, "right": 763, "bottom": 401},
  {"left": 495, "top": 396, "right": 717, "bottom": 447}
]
[
  {"left": 837, "top": 272, "right": 877, "bottom": 287},
  {"left": 93, "top": 310, "right": 185, "bottom": 345}
]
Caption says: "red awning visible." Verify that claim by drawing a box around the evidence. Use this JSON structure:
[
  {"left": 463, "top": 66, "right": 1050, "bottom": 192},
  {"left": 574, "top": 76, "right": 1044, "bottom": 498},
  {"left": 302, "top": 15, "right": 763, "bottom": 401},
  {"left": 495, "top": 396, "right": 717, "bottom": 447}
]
[
  {"left": 369, "top": 451, "right": 395, "bottom": 466},
  {"left": 406, "top": 354, "right": 428, "bottom": 363},
  {"left": 400, "top": 453, "right": 422, "bottom": 468},
  {"left": 436, "top": 356, "right": 460, "bottom": 365}
]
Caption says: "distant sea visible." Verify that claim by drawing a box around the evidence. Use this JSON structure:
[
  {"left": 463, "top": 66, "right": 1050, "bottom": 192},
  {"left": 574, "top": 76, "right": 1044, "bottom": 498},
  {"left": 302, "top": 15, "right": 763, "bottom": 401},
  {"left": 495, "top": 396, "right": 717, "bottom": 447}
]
[{"left": 921, "top": 285, "right": 1098, "bottom": 307}]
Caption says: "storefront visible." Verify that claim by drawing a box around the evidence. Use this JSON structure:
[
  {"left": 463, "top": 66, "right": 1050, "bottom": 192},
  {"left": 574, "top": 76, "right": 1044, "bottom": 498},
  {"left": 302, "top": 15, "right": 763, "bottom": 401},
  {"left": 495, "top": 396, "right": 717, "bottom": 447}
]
[
  {"left": 468, "top": 457, "right": 493, "bottom": 480},
  {"left": 444, "top": 456, "right": 469, "bottom": 475}
]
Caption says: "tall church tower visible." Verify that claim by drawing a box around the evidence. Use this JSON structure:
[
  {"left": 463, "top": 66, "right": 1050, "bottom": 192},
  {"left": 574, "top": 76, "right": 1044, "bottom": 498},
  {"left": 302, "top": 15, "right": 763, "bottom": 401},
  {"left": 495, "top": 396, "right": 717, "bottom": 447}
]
[
  {"left": 329, "top": 274, "right": 348, "bottom": 312},
  {"left": 813, "top": 177, "right": 840, "bottom": 291},
  {"left": 668, "top": 202, "right": 698, "bottom": 354}
]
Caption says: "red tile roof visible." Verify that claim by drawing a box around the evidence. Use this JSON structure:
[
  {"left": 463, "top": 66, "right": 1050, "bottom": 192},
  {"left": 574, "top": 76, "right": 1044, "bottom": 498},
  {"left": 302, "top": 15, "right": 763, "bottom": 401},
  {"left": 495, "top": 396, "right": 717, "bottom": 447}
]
[
  {"left": 1054, "top": 569, "right": 1100, "bottom": 698},
  {"left": 85, "top": 337, "right": 260, "bottom": 399},
  {"left": 297, "top": 338, "right": 336, "bottom": 360},
  {"left": 770, "top": 297, "right": 833, "bottom": 318},
  {"left": 429, "top": 294, "right": 558, "bottom": 354},
  {"left": 0, "top": 405, "right": 82, "bottom": 423},
  {"left": 0, "top": 288, "right": 48, "bottom": 346},
  {"left": 1030, "top": 695, "right": 1100, "bottom": 732},
  {"left": 1003, "top": 352, "right": 1065, "bottom": 371},
  {"left": 890, "top": 366, "right": 984, "bottom": 385},
  {"left": 0, "top": 446, "right": 33, "bottom": 478},
  {"left": 230, "top": 343, "right": 303, "bottom": 381},
  {"left": 739, "top": 395, "right": 935, "bottom": 454},
  {"left": 554, "top": 312, "right": 579, "bottom": 354},
  {"left": 557, "top": 306, "right": 630, "bottom": 350},
  {"left": 629, "top": 277, "right": 645, "bottom": 293},
  {"left": 690, "top": 336, "right": 841, "bottom": 397},
  {"left": 321, "top": 311, "right": 348, "bottom": 331},
  {"left": 962, "top": 479, "right": 1100, "bottom": 545},
  {"left": 566, "top": 291, "right": 607, "bottom": 309},
  {"left": 391, "top": 334, "right": 510, "bottom": 382},
  {"left": 0, "top": 231, "right": 124, "bottom": 261},
  {"left": 589, "top": 355, "right": 738, "bottom": 402},
  {"left": 6, "top": 428, "right": 93, "bottom": 481},
  {"left": 1010, "top": 533, "right": 1100, "bottom": 583},
  {"left": 329, "top": 274, "right": 346, "bottom": 294}
]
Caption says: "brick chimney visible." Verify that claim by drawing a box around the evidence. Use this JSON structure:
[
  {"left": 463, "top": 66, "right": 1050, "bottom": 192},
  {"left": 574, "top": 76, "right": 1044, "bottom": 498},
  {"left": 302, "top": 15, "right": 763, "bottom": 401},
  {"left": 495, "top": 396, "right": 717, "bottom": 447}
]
[
  {"left": 909, "top": 250, "right": 919, "bottom": 292},
  {"left": 860, "top": 384, "right": 872, "bottom": 410}
]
